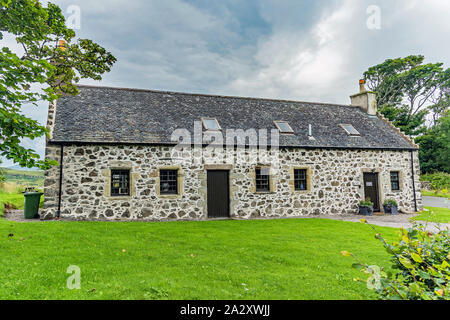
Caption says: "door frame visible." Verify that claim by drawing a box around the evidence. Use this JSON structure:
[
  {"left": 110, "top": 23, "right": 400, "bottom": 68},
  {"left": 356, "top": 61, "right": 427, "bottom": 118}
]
[
  {"left": 206, "top": 169, "right": 230, "bottom": 219},
  {"left": 362, "top": 171, "right": 381, "bottom": 212}
]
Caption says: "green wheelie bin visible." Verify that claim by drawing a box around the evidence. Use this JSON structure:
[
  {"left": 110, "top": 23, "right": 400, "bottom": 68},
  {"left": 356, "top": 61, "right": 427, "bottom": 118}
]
[{"left": 23, "top": 191, "right": 43, "bottom": 219}]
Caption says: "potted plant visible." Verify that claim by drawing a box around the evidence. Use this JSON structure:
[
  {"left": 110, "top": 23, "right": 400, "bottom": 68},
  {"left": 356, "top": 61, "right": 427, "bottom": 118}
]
[
  {"left": 383, "top": 199, "right": 398, "bottom": 215},
  {"left": 359, "top": 200, "right": 374, "bottom": 216}
]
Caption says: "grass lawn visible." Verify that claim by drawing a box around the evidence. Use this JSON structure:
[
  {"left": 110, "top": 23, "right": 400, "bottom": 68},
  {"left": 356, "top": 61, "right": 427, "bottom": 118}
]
[
  {"left": 421, "top": 190, "right": 450, "bottom": 199},
  {"left": 412, "top": 206, "right": 450, "bottom": 223},
  {"left": 0, "top": 218, "right": 397, "bottom": 300}
]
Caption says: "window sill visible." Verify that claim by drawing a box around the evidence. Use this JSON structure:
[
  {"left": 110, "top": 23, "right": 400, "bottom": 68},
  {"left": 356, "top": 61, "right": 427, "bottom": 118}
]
[
  {"left": 293, "top": 189, "right": 310, "bottom": 193},
  {"left": 108, "top": 196, "right": 132, "bottom": 200},
  {"left": 254, "top": 191, "right": 275, "bottom": 195},
  {"left": 158, "top": 194, "right": 182, "bottom": 199}
]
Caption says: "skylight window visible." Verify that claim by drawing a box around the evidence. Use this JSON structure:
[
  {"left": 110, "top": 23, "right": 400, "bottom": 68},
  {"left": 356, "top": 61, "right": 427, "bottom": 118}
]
[
  {"left": 340, "top": 124, "right": 360, "bottom": 136},
  {"left": 201, "top": 118, "right": 221, "bottom": 131},
  {"left": 202, "top": 118, "right": 221, "bottom": 131},
  {"left": 274, "top": 121, "right": 294, "bottom": 134}
]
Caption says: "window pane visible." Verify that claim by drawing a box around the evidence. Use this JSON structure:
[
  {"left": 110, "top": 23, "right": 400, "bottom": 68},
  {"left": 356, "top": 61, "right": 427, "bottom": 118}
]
[
  {"left": 294, "top": 169, "right": 307, "bottom": 191},
  {"left": 341, "top": 124, "right": 360, "bottom": 136},
  {"left": 111, "top": 170, "right": 130, "bottom": 196},
  {"left": 255, "top": 168, "right": 270, "bottom": 192},
  {"left": 275, "top": 121, "right": 294, "bottom": 133},
  {"left": 203, "top": 118, "right": 220, "bottom": 130},
  {"left": 160, "top": 169, "right": 178, "bottom": 194}
]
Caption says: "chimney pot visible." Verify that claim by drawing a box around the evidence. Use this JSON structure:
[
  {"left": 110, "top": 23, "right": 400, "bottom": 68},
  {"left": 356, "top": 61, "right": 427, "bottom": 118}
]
[
  {"left": 58, "top": 40, "right": 66, "bottom": 51},
  {"left": 359, "top": 79, "right": 366, "bottom": 93}
]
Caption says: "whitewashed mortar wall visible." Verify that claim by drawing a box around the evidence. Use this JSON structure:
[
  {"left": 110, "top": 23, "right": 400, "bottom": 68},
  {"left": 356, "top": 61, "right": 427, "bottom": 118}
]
[{"left": 42, "top": 144, "right": 422, "bottom": 220}]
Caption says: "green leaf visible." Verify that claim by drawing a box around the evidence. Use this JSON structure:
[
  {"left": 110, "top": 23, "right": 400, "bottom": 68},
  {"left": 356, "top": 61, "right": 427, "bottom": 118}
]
[
  {"left": 411, "top": 253, "right": 423, "bottom": 263},
  {"left": 352, "top": 263, "right": 364, "bottom": 270}
]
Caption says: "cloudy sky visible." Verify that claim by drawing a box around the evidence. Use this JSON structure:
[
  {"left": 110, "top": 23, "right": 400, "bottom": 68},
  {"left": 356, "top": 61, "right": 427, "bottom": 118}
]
[{"left": 2, "top": 0, "right": 450, "bottom": 166}]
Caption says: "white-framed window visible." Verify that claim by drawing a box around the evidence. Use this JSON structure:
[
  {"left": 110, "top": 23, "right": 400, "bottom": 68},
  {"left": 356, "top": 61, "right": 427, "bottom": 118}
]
[
  {"left": 274, "top": 121, "right": 294, "bottom": 134},
  {"left": 340, "top": 124, "right": 360, "bottom": 136},
  {"left": 201, "top": 117, "right": 221, "bottom": 131}
]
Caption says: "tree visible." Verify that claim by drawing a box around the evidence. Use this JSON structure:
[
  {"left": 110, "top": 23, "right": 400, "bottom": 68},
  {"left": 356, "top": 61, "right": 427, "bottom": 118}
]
[
  {"left": 0, "top": 159, "right": 4, "bottom": 182},
  {"left": 0, "top": 0, "right": 116, "bottom": 169},
  {"left": 416, "top": 110, "right": 450, "bottom": 174},
  {"left": 434, "top": 111, "right": 450, "bottom": 173},
  {"left": 363, "top": 55, "right": 449, "bottom": 136}
]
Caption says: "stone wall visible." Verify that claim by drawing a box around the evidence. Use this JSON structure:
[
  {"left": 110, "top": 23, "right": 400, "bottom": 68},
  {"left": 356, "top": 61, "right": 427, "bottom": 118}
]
[{"left": 42, "top": 144, "right": 422, "bottom": 220}]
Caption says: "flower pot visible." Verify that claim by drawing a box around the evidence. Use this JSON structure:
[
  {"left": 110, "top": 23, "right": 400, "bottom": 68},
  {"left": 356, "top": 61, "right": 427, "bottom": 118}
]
[
  {"left": 383, "top": 205, "right": 398, "bottom": 215},
  {"left": 359, "top": 206, "right": 373, "bottom": 216}
]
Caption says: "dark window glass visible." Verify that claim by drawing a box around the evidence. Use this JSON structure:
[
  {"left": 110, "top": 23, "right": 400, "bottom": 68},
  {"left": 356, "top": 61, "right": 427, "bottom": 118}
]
[
  {"left": 111, "top": 170, "right": 130, "bottom": 196},
  {"left": 390, "top": 171, "right": 400, "bottom": 191},
  {"left": 160, "top": 170, "right": 178, "bottom": 194},
  {"left": 294, "top": 169, "right": 307, "bottom": 191},
  {"left": 255, "top": 167, "right": 270, "bottom": 192}
]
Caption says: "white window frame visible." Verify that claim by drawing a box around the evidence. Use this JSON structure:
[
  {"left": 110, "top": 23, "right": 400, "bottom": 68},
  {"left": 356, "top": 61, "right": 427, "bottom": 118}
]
[
  {"left": 201, "top": 117, "right": 221, "bottom": 131},
  {"left": 274, "top": 120, "right": 294, "bottom": 134},
  {"left": 339, "top": 124, "right": 360, "bottom": 136}
]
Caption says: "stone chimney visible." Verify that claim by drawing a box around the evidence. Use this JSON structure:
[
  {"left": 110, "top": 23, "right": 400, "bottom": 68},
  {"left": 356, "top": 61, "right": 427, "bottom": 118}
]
[{"left": 350, "top": 79, "right": 377, "bottom": 115}]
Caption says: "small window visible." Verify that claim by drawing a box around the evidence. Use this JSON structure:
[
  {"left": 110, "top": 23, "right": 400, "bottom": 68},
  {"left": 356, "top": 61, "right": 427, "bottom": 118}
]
[
  {"left": 111, "top": 170, "right": 130, "bottom": 196},
  {"left": 294, "top": 169, "right": 307, "bottom": 191},
  {"left": 340, "top": 124, "right": 360, "bottom": 136},
  {"left": 255, "top": 167, "right": 270, "bottom": 192},
  {"left": 201, "top": 118, "right": 221, "bottom": 131},
  {"left": 160, "top": 169, "right": 178, "bottom": 195},
  {"left": 390, "top": 171, "right": 400, "bottom": 191},
  {"left": 274, "top": 121, "right": 294, "bottom": 134}
]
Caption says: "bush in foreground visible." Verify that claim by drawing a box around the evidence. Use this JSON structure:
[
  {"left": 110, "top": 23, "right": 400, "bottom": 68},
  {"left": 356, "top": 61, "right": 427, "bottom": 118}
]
[{"left": 342, "top": 220, "right": 449, "bottom": 300}]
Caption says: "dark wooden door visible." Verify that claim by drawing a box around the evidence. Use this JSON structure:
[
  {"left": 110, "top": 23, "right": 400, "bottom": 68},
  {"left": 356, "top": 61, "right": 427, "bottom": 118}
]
[
  {"left": 207, "top": 170, "right": 230, "bottom": 218},
  {"left": 363, "top": 172, "right": 380, "bottom": 211}
]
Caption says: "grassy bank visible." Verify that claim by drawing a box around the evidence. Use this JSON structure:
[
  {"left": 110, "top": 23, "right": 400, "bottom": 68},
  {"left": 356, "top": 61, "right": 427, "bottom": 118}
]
[
  {"left": 412, "top": 207, "right": 450, "bottom": 223},
  {"left": 421, "top": 190, "right": 450, "bottom": 199}
]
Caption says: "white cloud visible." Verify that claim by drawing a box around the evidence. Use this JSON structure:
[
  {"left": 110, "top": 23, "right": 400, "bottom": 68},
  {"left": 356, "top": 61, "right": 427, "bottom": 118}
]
[{"left": 227, "top": 0, "right": 359, "bottom": 102}]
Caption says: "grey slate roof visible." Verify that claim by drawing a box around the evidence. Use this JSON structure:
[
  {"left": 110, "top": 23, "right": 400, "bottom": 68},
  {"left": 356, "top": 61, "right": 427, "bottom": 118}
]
[{"left": 50, "top": 85, "right": 417, "bottom": 150}]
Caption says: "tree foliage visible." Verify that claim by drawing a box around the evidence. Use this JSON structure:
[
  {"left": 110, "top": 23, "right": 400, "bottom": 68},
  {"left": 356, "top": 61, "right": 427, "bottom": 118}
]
[
  {"left": 364, "top": 55, "right": 449, "bottom": 173},
  {"left": 0, "top": 0, "right": 116, "bottom": 169},
  {"left": 363, "top": 55, "right": 448, "bottom": 136},
  {"left": 415, "top": 110, "right": 450, "bottom": 174}
]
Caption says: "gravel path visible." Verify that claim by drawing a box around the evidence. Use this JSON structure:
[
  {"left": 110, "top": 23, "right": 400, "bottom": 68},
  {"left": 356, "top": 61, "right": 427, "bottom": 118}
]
[
  {"left": 423, "top": 196, "right": 450, "bottom": 209},
  {"left": 2, "top": 210, "right": 44, "bottom": 223},
  {"left": 315, "top": 213, "right": 449, "bottom": 232}
]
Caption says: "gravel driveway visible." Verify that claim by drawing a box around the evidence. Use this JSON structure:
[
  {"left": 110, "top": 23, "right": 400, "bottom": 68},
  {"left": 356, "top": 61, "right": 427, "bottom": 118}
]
[{"left": 423, "top": 196, "right": 450, "bottom": 209}]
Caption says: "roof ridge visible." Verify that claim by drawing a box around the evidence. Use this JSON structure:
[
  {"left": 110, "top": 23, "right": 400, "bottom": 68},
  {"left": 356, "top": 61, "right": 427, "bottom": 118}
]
[{"left": 75, "top": 84, "right": 352, "bottom": 108}]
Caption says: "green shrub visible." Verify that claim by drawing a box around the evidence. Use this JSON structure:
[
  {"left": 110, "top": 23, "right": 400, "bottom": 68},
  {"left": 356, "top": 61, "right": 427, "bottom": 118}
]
[
  {"left": 383, "top": 199, "right": 398, "bottom": 207},
  {"left": 342, "top": 220, "right": 450, "bottom": 300},
  {"left": 360, "top": 200, "right": 374, "bottom": 207},
  {"left": 421, "top": 172, "right": 450, "bottom": 191}
]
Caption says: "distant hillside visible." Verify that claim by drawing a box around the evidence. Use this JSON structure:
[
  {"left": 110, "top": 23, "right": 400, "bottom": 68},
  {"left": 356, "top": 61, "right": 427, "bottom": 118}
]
[
  {"left": 1, "top": 168, "right": 44, "bottom": 187},
  {"left": 5, "top": 164, "right": 40, "bottom": 171}
]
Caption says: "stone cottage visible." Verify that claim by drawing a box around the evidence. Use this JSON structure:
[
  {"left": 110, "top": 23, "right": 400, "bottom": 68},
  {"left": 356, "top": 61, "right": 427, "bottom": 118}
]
[{"left": 42, "top": 81, "right": 422, "bottom": 220}]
